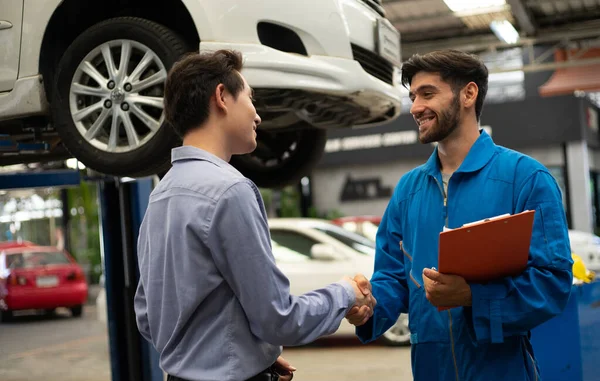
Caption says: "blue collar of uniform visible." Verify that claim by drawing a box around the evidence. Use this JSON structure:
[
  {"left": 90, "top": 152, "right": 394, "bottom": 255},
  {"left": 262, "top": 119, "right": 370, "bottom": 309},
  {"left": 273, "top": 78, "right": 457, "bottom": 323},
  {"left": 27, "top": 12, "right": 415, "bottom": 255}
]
[{"left": 422, "top": 129, "right": 496, "bottom": 176}]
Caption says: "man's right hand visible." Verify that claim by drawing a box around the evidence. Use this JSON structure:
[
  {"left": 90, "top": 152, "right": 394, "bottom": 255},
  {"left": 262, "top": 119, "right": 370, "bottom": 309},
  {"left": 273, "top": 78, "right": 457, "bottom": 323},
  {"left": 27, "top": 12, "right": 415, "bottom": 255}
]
[{"left": 342, "top": 274, "right": 375, "bottom": 326}]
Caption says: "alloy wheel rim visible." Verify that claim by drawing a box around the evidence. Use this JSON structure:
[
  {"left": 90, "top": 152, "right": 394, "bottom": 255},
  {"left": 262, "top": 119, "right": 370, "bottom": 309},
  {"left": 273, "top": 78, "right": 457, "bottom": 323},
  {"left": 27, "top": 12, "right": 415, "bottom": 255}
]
[
  {"left": 383, "top": 314, "right": 410, "bottom": 343},
  {"left": 69, "top": 39, "right": 167, "bottom": 153}
]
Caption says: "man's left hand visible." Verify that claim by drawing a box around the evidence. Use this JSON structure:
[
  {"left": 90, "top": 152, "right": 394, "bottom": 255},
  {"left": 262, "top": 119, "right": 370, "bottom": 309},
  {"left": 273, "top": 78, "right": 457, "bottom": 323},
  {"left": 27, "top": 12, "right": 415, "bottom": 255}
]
[
  {"left": 272, "top": 356, "right": 296, "bottom": 381},
  {"left": 422, "top": 268, "right": 472, "bottom": 307}
]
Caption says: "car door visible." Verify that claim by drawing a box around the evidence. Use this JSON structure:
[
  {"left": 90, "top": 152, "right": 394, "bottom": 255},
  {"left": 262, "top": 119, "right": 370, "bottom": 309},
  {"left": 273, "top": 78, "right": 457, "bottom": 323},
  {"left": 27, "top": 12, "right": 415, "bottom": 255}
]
[
  {"left": 0, "top": 0, "right": 23, "bottom": 92},
  {"left": 270, "top": 228, "right": 355, "bottom": 295}
]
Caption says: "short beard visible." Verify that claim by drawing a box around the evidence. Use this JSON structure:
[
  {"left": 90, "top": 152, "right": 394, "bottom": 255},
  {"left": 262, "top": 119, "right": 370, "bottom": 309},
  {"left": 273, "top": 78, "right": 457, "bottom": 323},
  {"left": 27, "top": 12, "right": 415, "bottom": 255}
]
[{"left": 419, "top": 93, "right": 461, "bottom": 144}]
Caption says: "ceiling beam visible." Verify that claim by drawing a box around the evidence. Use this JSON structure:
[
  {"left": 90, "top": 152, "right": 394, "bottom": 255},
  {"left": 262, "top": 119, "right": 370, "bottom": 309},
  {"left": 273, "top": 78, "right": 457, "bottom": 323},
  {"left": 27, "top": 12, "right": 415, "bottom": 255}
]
[
  {"left": 535, "top": 9, "right": 600, "bottom": 26},
  {"left": 505, "top": 0, "right": 537, "bottom": 35},
  {"left": 401, "top": 21, "right": 600, "bottom": 57}
]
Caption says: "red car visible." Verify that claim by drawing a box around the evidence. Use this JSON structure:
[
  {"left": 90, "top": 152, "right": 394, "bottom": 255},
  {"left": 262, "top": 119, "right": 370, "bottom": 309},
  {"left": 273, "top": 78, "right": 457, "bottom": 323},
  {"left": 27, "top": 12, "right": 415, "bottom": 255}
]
[{"left": 0, "top": 242, "right": 88, "bottom": 322}]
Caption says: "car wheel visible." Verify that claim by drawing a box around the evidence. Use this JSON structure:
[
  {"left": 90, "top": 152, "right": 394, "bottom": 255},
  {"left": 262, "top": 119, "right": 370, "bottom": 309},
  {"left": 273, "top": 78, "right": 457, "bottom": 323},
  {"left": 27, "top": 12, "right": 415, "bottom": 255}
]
[
  {"left": 230, "top": 127, "right": 327, "bottom": 188},
  {"left": 71, "top": 305, "right": 84, "bottom": 318},
  {"left": 52, "top": 17, "right": 189, "bottom": 177},
  {"left": 379, "top": 313, "right": 411, "bottom": 346},
  {"left": 0, "top": 309, "right": 13, "bottom": 323}
]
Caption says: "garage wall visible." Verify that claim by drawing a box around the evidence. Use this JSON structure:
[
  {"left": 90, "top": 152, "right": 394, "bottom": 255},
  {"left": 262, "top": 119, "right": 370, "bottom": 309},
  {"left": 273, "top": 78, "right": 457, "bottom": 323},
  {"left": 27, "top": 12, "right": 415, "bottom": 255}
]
[
  {"left": 312, "top": 158, "right": 421, "bottom": 216},
  {"left": 312, "top": 145, "right": 565, "bottom": 217},
  {"left": 520, "top": 145, "right": 564, "bottom": 167},
  {"left": 589, "top": 149, "right": 600, "bottom": 171}
]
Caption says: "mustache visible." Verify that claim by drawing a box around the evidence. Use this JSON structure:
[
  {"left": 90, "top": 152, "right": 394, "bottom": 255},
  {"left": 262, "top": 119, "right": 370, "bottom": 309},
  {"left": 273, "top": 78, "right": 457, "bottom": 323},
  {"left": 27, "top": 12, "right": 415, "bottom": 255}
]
[{"left": 413, "top": 111, "right": 436, "bottom": 120}]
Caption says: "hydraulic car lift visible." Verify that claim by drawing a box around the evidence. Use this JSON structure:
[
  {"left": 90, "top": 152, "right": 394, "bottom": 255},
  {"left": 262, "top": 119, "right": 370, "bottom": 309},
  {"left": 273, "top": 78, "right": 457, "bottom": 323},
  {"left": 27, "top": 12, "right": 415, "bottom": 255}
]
[{"left": 0, "top": 165, "right": 163, "bottom": 381}]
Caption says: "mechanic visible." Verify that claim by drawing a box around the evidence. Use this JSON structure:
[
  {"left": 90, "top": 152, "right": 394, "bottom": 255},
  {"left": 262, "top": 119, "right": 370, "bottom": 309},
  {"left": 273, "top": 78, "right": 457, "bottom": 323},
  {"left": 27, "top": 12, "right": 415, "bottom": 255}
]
[
  {"left": 133, "top": 50, "right": 375, "bottom": 381},
  {"left": 346, "top": 49, "right": 573, "bottom": 380}
]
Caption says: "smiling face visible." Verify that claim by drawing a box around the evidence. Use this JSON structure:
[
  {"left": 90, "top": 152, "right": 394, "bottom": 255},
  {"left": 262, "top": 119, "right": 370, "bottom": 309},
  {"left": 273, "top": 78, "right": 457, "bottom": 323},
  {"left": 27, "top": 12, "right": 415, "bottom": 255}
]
[
  {"left": 222, "top": 73, "right": 262, "bottom": 155},
  {"left": 409, "top": 72, "right": 462, "bottom": 144}
]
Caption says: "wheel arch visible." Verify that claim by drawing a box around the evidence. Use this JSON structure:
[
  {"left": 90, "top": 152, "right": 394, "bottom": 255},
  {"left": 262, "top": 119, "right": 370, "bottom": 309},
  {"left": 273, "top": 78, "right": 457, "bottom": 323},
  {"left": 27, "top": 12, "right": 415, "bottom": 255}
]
[{"left": 39, "top": 0, "right": 200, "bottom": 102}]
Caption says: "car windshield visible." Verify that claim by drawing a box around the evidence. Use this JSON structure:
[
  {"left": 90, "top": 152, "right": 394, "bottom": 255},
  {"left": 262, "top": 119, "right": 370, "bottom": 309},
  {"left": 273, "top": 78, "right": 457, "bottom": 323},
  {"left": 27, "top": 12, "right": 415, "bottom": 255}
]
[
  {"left": 7, "top": 251, "right": 71, "bottom": 269},
  {"left": 271, "top": 240, "right": 310, "bottom": 263},
  {"left": 313, "top": 224, "right": 376, "bottom": 255}
]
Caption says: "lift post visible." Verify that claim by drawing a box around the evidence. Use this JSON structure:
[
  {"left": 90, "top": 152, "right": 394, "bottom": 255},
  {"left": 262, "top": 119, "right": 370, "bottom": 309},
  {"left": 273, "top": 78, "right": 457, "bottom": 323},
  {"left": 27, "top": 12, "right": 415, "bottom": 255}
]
[
  {"left": 98, "top": 177, "right": 162, "bottom": 381},
  {"left": 0, "top": 166, "right": 162, "bottom": 381}
]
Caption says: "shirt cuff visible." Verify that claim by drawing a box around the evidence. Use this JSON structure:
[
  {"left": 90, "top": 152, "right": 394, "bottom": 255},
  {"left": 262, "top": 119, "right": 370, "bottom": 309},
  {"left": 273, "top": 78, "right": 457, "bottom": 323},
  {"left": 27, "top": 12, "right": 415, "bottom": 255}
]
[{"left": 337, "top": 280, "right": 357, "bottom": 311}]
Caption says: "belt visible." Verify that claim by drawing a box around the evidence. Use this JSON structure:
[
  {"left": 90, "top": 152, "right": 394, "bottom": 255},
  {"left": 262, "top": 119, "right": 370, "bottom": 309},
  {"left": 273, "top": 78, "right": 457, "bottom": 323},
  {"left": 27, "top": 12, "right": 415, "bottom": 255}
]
[
  {"left": 167, "top": 368, "right": 278, "bottom": 381},
  {"left": 246, "top": 369, "right": 278, "bottom": 381}
]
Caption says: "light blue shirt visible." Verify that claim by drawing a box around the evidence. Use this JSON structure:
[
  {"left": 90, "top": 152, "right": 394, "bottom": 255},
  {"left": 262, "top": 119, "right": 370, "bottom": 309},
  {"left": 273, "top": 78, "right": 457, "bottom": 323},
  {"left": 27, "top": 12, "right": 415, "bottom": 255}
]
[{"left": 134, "top": 146, "right": 356, "bottom": 381}]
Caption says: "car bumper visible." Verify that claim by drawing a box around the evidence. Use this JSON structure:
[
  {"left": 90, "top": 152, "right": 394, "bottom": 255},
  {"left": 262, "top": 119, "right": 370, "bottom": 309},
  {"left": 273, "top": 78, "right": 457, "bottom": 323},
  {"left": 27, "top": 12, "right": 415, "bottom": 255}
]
[
  {"left": 202, "top": 42, "right": 402, "bottom": 126},
  {"left": 5, "top": 283, "right": 88, "bottom": 311},
  {"left": 196, "top": 0, "right": 402, "bottom": 127}
]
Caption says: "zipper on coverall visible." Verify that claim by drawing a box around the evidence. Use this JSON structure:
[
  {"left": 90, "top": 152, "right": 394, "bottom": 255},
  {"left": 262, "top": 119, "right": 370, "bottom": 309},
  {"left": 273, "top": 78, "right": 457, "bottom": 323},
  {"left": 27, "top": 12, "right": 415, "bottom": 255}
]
[{"left": 433, "top": 176, "right": 460, "bottom": 381}]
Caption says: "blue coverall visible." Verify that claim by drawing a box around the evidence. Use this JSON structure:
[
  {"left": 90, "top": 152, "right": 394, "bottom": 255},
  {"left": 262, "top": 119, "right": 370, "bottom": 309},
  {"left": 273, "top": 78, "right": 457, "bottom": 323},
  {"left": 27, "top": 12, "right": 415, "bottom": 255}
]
[{"left": 357, "top": 130, "right": 573, "bottom": 381}]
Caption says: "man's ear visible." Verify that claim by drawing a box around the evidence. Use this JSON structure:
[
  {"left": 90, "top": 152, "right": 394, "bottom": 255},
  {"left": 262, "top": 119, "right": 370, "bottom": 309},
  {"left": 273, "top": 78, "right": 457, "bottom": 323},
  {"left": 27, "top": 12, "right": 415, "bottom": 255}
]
[
  {"left": 214, "top": 83, "right": 228, "bottom": 112},
  {"left": 462, "top": 82, "right": 479, "bottom": 109}
]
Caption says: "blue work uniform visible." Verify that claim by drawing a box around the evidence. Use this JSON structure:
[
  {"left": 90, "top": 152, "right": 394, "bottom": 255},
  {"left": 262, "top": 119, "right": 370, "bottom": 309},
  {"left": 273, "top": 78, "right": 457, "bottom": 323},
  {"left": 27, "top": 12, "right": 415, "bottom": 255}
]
[{"left": 356, "top": 130, "right": 573, "bottom": 381}]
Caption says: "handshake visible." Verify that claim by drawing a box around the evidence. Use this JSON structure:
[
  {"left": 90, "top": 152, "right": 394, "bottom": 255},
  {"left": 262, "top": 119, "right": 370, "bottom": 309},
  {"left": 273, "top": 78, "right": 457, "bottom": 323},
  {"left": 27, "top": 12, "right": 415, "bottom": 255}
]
[{"left": 342, "top": 274, "right": 376, "bottom": 327}]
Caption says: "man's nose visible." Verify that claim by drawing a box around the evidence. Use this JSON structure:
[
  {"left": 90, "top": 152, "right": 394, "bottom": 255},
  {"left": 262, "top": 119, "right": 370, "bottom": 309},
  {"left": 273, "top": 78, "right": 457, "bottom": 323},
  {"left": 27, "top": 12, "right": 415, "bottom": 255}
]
[
  {"left": 255, "top": 114, "right": 262, "bottom": 127},
  {"left": 410, "top": 101, "right": 425, "bottom": 116}
]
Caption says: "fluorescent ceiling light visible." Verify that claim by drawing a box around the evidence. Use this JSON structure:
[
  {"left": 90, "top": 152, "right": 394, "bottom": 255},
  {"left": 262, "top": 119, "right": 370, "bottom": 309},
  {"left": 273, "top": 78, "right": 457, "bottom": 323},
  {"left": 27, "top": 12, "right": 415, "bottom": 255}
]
[
  {"left": 443, "top": 0, "right": 506, "bottom": 12},
  {"left": 490, "top": 19, "right": 520, "bottom": 44}
]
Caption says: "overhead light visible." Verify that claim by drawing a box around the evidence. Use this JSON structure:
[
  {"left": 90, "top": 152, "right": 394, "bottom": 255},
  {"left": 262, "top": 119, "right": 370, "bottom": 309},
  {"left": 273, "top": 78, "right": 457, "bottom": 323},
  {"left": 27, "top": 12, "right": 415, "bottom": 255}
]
[
  {"left": 65, "top": 158, "right": 85, "bottom": 170},
  {"left": 490, "top": 19, "right": 520, "bottom": 44},
  {"left": 443, "top": 0, "right": 506, "bottom": 12}
]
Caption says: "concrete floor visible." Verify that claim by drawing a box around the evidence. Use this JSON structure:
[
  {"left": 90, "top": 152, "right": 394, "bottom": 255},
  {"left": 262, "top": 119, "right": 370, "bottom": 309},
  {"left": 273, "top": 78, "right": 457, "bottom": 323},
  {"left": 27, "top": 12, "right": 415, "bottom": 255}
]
[{"left": 0, "top": 305, "right": 413, "bottom": 381}]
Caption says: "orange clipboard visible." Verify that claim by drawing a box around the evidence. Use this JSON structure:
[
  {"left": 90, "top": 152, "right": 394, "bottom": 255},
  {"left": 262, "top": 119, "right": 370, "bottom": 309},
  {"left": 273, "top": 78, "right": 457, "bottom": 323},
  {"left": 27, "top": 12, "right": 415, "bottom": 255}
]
[
  {"left": 438, "top": 210, "right": 535, "bottom": 283},
  {"left": 435, "top": 210, "right": 535, "bottom": 311}
]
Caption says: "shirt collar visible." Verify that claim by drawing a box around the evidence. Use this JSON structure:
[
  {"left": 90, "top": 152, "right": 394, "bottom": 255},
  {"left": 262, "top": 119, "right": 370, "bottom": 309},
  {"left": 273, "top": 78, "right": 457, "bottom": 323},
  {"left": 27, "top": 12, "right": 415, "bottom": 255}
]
[
  {"left": 422, "top": 129, "right": 496, "bottom": 176},
  {"left": 171, "top": 145, "right": 241, "bottom": 175}
]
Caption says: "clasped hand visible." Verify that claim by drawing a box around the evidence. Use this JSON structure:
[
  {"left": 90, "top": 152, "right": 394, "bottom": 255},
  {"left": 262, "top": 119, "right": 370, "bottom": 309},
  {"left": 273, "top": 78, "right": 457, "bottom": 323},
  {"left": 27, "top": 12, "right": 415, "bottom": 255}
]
[
  {"left": 422, "top": 268, "right": 472, "bottom": 308},
  {"left": 343, "top": 274, "right": 376, "bottom": 326}
]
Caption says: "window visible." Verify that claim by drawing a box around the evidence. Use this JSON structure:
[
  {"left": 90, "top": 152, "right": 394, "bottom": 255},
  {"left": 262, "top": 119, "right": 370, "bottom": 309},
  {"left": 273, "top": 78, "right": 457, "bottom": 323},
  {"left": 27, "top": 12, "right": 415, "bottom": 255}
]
[
  {"left": 7, "top": 251, "right": 71, "bottom": 269},
  {"left": 270, "top": 241, "right": 310, "bottom": 263},
  {"left": 313, "top": 225, "right": 376, "bottom": 256},
  {"left": 270, "top": 229, "right": 319, "bottom": 258}
]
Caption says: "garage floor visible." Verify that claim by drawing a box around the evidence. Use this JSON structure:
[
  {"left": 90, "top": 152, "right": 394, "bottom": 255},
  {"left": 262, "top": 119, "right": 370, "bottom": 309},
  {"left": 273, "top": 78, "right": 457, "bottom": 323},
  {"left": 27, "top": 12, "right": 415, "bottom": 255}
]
[{"left": 0, "top": 305, "right": 413, "bottom": 381}]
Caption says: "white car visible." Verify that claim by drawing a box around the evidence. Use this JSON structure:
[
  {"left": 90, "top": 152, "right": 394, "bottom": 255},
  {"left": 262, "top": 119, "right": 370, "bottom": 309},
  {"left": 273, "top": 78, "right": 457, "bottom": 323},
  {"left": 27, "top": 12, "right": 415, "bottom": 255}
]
[
  {"left": 0, "top": 0, "right": 402, "bottom": 187},
  {"left": 337, "top": 217, "right": 600, "bottom": 272},
  {"left": 569, "top": 229, "right": 600, "bottom": 271},
  {"left": 96, "top": 218, "right": 411, "bottom": 346},
  {"left": 268, "top": 218, "right": 410, "bottom": 346}
]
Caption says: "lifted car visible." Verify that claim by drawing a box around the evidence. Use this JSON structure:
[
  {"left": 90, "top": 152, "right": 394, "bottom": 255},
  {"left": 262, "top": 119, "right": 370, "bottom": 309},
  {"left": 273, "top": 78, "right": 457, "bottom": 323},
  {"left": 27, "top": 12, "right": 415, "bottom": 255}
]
[{"left": 0, "top": 0, "right": 402, "bottom": 187}]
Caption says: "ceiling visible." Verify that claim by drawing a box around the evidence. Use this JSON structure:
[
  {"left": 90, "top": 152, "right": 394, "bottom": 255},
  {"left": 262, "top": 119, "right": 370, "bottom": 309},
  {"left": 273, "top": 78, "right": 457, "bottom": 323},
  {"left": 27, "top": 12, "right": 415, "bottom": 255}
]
[{"left": 384, "top": 0, "right": 600, "bottom": 59}]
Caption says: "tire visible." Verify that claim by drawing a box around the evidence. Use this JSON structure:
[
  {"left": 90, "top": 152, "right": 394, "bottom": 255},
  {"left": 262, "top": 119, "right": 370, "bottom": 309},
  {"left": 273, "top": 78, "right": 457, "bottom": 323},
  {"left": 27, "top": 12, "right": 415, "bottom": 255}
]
[
  {"left": 230, "top": 127, "right": 327, "bottom": 188},
  {"left": 71, "top": 305, "right": 84, "bottom": 318},
  {"left": 0, "top": 309, "right": 13, "bottom": 323},
  {"left": 378, "top": 313, "right": 411, "bottom": 346},
  {"left": 52, "top": 17, "right": 189, "bottom": 177}
]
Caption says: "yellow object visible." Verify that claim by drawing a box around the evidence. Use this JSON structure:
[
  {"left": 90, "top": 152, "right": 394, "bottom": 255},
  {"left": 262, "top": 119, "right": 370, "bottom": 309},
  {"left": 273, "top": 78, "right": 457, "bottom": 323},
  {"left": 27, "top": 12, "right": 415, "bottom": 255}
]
[{"left": 572, "top": 253, "right": 596, "bottom": 283}]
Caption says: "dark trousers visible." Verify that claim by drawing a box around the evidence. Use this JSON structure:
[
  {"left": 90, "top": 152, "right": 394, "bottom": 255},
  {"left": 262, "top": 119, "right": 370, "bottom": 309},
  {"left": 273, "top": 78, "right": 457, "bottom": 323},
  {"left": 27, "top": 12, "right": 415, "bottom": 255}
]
[{"left": 167, "top": 367, "right": 277, "bottom": 381}]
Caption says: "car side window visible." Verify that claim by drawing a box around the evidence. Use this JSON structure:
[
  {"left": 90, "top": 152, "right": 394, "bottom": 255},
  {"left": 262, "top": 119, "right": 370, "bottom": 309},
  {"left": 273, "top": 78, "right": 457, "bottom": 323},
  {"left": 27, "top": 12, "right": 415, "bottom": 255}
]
[{"left": 270, "top": 229, "right": 319, "bottom": 258}]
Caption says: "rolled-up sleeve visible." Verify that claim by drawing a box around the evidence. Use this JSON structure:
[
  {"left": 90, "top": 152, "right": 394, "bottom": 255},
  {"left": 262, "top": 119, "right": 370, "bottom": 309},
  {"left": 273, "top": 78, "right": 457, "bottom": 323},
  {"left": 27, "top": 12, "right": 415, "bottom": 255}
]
[{"left": 206, "top": 180, "right": 356, "bottom": 346}]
